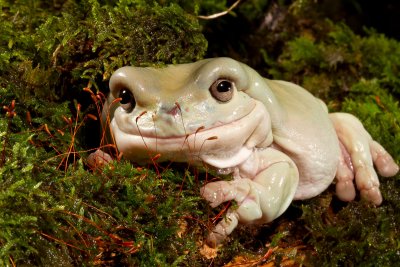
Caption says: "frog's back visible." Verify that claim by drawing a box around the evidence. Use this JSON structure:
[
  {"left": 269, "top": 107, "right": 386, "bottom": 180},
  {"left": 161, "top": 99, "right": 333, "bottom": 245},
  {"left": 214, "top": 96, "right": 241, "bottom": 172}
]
[{"left": 264, "top": 79, "right": 340, "bottom": 199}]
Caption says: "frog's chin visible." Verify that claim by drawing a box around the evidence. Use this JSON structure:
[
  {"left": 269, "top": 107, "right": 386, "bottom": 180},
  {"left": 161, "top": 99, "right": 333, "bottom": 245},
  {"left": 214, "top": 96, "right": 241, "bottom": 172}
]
[{"left": 111, "top": 101, "right": 273, "bottom": 168}]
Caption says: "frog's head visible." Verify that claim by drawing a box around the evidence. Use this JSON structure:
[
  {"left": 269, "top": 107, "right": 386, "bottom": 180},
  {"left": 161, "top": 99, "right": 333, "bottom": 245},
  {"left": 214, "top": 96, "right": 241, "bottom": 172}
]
[{"left": 106, "top": 57, "right": 274, "bottom": 167}]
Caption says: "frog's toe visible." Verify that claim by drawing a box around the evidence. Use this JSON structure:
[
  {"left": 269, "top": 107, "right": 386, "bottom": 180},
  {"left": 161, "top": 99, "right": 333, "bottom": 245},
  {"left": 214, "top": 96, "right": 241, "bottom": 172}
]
[
  {"left": 200, "top": 180, "right": 251, "bottom": 208},
  {"left": 360, "top": 186, "right": 382, "bottom": 206},
  {"left": 206, "top": 211, "right": 239, "bottom": 248},
  {"left": 355, "top": 166, "right": 382, "bottom": 205},
  {"left": 201, "top": 179, "right": 263, "bottom": 220},
  {"left": 200, "top": 181, "right": 231, "bottom": 208},
  {"left": 336, "top": 180, "right": 356, "bottom": 202},
  {"left": 335, "top": 143, "right": 356, "bottom": 201},
  {"left": 206, "top": 198, "right": 263, "bottom": 248},
  {"left": 370, "top": 140, "right": 399, "bottom": 177},
  {"left": 87, "top": 149, "right": 113, "bottom": 169}
]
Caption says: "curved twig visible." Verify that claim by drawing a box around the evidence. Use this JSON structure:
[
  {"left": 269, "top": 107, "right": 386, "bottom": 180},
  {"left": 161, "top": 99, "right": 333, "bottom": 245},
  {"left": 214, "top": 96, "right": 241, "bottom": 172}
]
[{"left": 198, "top": 0, "right": 242, "bottom": 20}]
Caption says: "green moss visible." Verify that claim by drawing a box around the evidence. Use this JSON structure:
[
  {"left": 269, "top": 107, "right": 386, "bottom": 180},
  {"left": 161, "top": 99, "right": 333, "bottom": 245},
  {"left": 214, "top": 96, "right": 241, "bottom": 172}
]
[
  {"left": 267, "top": 21, "right": 400, "bottom": 101},
  {"left": 1, "top": 1, "right": 206, "bottom": 110},
  {"left": 341, "top": 80, "right": 400, "bottom": 156},
  {"left": 55, "top": 162, "right": 207, "bottom": 266},
  {"left": 2, "top": 0, "right": 400, "bottom": 266}
]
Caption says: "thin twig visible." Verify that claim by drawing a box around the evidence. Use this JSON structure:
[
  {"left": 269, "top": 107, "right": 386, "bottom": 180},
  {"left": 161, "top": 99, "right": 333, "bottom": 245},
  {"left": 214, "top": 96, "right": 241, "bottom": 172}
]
[{"left": 198, "top": 0, "right": 242, "bottom": 20}]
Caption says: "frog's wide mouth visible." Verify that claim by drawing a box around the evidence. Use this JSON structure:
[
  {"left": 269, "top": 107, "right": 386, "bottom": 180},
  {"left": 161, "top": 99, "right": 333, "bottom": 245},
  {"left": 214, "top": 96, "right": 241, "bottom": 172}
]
[
  {"left": 110, "top": 101, "right": 271, "bottom": 166},
  {"left": 113, "top": 101, "right": 257, "bottom": 141}
]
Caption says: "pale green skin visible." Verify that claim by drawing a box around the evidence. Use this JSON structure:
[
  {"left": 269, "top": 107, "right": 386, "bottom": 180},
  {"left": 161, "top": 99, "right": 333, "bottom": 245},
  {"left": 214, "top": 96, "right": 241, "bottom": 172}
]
[{"left": 102, "top": 57, "right": 398, "bottom": 246}]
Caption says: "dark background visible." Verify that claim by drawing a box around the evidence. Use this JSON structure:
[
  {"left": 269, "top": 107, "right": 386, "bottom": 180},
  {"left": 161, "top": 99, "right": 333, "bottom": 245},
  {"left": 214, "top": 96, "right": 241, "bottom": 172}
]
[{"left": 324, "top": 0, "right": 400, "bottom": 40}]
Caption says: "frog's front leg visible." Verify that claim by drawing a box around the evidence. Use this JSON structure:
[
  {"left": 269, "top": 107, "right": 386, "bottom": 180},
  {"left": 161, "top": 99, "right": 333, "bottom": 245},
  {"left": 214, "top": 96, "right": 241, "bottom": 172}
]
[
  {"left": 330, "top": 113, "right": 399, "bottom": 205},
  {"left": 201, "top": 148, "right": 299, "bottom": 247}
]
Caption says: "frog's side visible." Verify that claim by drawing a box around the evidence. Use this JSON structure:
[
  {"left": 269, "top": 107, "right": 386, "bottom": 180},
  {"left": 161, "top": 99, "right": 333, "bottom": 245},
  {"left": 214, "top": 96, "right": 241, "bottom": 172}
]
[{"left": 96, "top": 57, "right": 399, "bottom": 246}]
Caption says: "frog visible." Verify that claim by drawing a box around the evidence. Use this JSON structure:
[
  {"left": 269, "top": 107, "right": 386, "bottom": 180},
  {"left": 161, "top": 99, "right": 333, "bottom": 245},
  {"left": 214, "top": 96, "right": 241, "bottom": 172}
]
[{"left": 92, "top": 57, "right": 399, "bottom": 247}]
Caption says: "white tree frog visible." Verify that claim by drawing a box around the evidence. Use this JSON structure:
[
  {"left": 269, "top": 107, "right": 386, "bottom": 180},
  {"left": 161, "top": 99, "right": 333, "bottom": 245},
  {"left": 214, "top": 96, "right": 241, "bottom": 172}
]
[{"left": 92, "top": 57, "right": 399, "bottom": 246}]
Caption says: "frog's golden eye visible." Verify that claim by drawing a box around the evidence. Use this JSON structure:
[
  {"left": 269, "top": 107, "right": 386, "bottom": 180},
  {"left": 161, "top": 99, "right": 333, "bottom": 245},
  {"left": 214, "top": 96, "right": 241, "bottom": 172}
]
[
  {"left": 209, "top": 79, "right": 234, "bottom": 102},
  {"left": 118, "top": 88, "right": 136, "bottom": 112}
]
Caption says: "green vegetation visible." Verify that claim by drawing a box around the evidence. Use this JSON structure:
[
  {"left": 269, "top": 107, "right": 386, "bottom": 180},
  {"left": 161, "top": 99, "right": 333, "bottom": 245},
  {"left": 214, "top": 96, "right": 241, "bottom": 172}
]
[{"left": 1, "top": 0, "right": 399, "bottom": 266}]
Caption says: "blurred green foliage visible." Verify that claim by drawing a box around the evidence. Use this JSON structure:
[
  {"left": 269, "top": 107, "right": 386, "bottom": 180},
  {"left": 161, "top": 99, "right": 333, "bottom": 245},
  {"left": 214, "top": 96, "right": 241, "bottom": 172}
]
[{"left": 1, "top": 0, "right": 400, "bottom": 266}]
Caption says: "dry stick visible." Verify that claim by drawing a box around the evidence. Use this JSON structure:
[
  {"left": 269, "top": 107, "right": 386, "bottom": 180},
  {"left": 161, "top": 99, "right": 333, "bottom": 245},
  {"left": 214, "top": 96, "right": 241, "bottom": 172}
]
[
  {"left": 198, "top": 0, "right": 242, "bottom": 20},
  {"left": 9, "top": 255, "right": 16, "bottom": 267}
]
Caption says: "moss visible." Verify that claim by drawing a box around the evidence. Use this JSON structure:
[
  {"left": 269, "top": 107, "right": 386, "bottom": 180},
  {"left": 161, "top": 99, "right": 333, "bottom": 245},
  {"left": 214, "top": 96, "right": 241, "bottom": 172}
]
[
  {"left": 271, "top": 22, "right": 400, "bottom": 100},
  {"left": 1, "top": 0, "right": 400, "bottom": 266}
]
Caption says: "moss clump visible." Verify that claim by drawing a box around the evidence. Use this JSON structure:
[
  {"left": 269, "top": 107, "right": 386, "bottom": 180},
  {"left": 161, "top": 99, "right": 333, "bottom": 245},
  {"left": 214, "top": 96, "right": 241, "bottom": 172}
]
[
  {"left": 272, "top": 23, "right": 400, "bottom": 99},
  {"left": 2, "top": 0, "right": 207, "bottom": 100},
  {"left": 35, "top": 0, "right": 207, "bottom": 91},
  {"left": 0, "top": 136, "right": 209, "bottom": 265}
]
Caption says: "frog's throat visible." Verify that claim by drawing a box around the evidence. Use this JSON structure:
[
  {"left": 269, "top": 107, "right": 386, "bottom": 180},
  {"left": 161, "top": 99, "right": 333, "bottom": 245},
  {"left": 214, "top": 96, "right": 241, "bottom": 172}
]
[{"left": 111, "top": 101, "right": 273, "bottom": 168}]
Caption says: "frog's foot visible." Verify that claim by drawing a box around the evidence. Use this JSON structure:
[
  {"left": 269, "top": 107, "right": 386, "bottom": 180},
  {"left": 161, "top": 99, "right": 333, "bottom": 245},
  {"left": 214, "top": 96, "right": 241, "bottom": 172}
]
[
  {"left": 87, "top": 149, "right": 113, "bottom": 169},
  {"left": 201, "top": 154, "right": 298, "bottom": 247},
  {"left": 330, "top": 113, "right": 399, "bottom": 205}
]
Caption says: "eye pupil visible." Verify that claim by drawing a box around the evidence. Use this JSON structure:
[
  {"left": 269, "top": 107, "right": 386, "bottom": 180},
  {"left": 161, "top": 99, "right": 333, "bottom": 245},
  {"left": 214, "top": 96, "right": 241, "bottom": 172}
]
[
  {"left": 217, "top": 81, "right": 232, "bottom": 92},
  {"left": 119, "top": 89, "right": 132, "bottom": 104},
  {"left": 118, "top": 89, "right": 136, "bottom": 112}
]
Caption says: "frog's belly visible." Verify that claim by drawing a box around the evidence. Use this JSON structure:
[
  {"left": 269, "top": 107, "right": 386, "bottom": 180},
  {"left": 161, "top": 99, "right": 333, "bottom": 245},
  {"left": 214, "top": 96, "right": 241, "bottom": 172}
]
[{"left": 273, "top": 126, "right": 340, "bottom": 200}]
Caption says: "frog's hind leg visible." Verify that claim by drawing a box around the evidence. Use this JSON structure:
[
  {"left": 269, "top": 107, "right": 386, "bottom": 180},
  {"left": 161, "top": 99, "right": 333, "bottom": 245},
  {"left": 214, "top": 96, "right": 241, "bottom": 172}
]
[{"left": 330, "top": 113, "right": 399, "bottom": 205}]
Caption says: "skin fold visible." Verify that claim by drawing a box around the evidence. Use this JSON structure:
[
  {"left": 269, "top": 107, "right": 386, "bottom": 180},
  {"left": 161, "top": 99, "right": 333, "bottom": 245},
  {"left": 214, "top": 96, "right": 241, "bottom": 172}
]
[{"left": 91, "top": 57, "right": 399, "bottom": 247}]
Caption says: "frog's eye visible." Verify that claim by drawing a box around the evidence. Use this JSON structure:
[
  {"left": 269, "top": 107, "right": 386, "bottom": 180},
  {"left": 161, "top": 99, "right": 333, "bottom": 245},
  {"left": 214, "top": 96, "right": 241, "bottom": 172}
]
[
  {"left": 118, "top": 88, "right": 136, "bottom": 112},
  {"left": 209, "top": 79, "right": 234, "bottom": 102}
]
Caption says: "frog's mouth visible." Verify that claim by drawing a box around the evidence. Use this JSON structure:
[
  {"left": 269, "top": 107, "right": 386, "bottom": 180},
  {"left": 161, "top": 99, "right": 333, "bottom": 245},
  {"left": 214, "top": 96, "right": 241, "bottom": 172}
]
[{"left": 110, "top": 101, "right": 272, "bottom": 168}]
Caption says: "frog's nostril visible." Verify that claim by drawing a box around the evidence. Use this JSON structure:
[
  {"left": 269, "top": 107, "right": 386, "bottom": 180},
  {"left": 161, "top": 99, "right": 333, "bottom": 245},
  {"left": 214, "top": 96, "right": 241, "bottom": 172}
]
[
  {"left": 166, "top": 106, "right": 180, "bottom": 116},
  {"left": 162, "top": 102, "right": 183, "bottom": 117}
]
